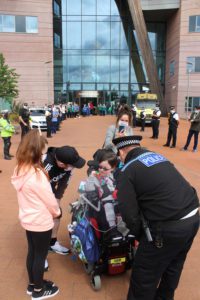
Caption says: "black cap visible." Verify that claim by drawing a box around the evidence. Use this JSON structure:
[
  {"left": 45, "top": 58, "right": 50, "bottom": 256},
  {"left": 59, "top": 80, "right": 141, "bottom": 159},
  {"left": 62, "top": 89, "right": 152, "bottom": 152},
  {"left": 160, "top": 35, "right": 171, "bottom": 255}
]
[
  {"left": 55, "top": 146, "right": 86, "bottom": 168},
  {"left": 112, "top": 135, "right": 142, "bottom": 151},
  {"left": 169, "top": 105, "right": 175, "bottom": 109}
]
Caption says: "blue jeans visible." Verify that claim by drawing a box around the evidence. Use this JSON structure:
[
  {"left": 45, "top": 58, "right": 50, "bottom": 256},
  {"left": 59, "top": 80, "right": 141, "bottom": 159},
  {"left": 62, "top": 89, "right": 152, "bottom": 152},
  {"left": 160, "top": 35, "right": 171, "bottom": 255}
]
[{"left": 184, "top": 129, "right": 199, "bottom": 150}]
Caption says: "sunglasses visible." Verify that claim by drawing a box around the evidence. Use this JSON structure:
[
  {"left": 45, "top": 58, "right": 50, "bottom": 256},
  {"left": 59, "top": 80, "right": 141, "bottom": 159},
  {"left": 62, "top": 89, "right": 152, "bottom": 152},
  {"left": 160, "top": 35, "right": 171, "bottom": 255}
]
[{"left": 98, "top": 166, "right": 112, "bottom": 171}]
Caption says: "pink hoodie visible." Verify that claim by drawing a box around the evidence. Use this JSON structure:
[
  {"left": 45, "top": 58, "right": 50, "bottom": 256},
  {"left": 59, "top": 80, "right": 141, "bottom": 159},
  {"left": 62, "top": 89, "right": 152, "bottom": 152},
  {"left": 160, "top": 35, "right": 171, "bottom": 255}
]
[{"left": 11, "top": 167, "right": 60, "bottom": 232}]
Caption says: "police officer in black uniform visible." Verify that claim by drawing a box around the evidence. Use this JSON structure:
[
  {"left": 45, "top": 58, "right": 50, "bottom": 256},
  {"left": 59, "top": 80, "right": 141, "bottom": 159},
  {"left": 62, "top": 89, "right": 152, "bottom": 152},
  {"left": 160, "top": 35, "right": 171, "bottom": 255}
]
[
  {"left": 112, "top": 135, "right": 199, "bottom": 300},
  {"left": 163, "top": 106, "right": 179, "bottom": 148},
  {"left": 151, "top": 104, "right": 161, "bottom": 139},
  {"left": 18, "top": 103, "right": 30, "bottom": 139},
  {"left": 42, "top": 146, "right": 86, "bottom": 254},
  {"left": 140, "top": 107, "right": 146, "bottom": 132}
]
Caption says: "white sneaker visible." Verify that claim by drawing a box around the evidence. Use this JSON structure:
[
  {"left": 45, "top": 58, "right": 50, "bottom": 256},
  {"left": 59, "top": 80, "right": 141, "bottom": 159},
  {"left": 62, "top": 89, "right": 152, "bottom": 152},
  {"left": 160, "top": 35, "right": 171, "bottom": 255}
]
[
  {"left": 44, "top": 259, "right": 49, "bottom": 272},
  {"left": 49, "top": 241, "right": 70, "bottom": 255}
]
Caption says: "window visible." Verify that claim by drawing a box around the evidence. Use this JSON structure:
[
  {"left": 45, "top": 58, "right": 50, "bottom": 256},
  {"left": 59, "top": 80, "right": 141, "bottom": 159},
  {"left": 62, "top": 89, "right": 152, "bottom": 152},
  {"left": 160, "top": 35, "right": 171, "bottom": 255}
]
[
  {"left": 54, "top": 1, "right": 60, "bottom": 16},
  {"left": 54, "top": 33, "right": 61, "bottom": 48},
  {"left": 0, "top": 15, "right": 15, "bottom": 32},
  {"left": 26, "top": 16, "right": 38, "bottom": 33},
  {"left": 169, "top": 61, "right": 175, "bottom": 76},
  {"left": 0, "top": 14, "right": 38, "bottom": 33},
  {"left": 187, "top": 57, "right": 200, "bottom": 73},
  {"left": 189, "top": 16, "right": 200, "bottom": 32}
]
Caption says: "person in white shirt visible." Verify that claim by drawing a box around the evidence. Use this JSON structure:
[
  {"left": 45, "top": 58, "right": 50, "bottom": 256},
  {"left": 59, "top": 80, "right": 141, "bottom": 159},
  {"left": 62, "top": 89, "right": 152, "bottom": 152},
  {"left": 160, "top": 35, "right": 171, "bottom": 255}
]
[{"left": 151, "top": 104, "right": 161, "bottom": 139}]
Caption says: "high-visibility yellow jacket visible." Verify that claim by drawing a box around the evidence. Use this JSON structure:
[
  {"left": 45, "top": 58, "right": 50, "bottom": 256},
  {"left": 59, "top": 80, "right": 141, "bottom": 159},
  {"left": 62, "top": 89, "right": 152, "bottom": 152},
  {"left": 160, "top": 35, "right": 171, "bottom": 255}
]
[{"left": 0, "top": 117, "right": 15, "bottom": 138}]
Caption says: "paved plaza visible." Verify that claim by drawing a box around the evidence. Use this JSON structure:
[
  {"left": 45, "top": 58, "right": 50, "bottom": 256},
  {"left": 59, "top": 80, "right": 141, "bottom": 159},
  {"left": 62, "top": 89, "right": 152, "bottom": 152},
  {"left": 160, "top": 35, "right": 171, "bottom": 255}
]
[{"left": 0, "top": 115, "right": 199, "bottom": 300}]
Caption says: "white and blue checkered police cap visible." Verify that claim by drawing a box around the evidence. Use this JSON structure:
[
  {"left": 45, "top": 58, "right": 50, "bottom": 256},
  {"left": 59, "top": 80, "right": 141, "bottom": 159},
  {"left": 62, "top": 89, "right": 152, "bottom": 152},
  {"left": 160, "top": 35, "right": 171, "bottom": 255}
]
[{"left": 112, "top": 135, "right": 142, "bottom": 150}]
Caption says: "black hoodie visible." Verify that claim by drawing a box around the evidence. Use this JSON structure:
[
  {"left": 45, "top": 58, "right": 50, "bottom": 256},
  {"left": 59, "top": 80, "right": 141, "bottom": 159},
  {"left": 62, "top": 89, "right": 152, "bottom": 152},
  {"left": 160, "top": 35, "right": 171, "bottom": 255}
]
[{"left": 42, "top": 147, "right": 72, "bottom": 199}]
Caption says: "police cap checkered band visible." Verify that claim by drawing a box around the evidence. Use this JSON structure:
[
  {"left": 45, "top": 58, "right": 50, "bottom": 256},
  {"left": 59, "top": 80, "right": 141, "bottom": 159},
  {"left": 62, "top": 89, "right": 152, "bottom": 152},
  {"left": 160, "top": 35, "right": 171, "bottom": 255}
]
[{"left": 112, "top": 135, "right": 142, "bottom": 150}]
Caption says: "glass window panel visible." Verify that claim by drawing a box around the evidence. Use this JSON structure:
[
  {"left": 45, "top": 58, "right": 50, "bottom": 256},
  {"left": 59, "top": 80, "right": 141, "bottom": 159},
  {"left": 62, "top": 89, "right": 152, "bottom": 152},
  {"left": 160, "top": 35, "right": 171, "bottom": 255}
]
[
  {"left": 68, "top": 55, "right": 81, "bottom": 82},
  {"left": 97, "top": 84, "right": 109, "bottom": 90},
  {"left": 111, "top": 83, "right": 119, "bottom": 90},
  {"left": 54, "top": 1, "right": 60, "bottom": 16},
  {"left": 120, "top": 56, "right": 129, "bottom": 83},
  {"left": 120, "top": 84, "right": 128, "bottom": 91},
  {"left": 54, "top": 33, "right": 61, "bottom": 48},
  {"left": 82, "top": 83, "right": 95, "bottom": 90},
  {"left": 97, "top": 56, "right": 110, "bottom": 82},
  {"left": 3, "top": 15, "right": 15, "bottom": 32},
  {"left": 67, "top": 0, "right": 81, "bottom": 15},
  {"left": 120, "top": 23, "right": 128, "bottom": 50},
  {"left": 82, "top": 56, "right": 96, "bottom": 82},
  {"left": 97, "top": 16, "right": 111, "bottom": 21},
  {"left": 97, "top": 0, "right": 110, "bottom": 15},
  {"left": 111, "top": 56, "right": 119, "bottom": 83},
  {"left": 82, "top": 22, "right": 96, "bottom": 50},
  {"left": 111, "top": 49, "right": 120, "bottom": 55},
  {"left": 82, "top": 16, "right": 96, "bottom": 21},
  {"left": 97, "top": 22, "right": 110, "bottom": 49},
  {"left": 96, "top": 49, "right": 110, "bottom": 55},
  {"left": 186, "top": 57, "right": 195, "bottom": 72},
  {"left": 0, "top": 15, "right": 2, "bottom": 31},
  {"left": 67, "top": 49, "right": 81, "bottom": 55},
  {"left": 70, "top": 83, "right": 81, "bottom": 90},
  {"left": 196, "top": 16, "right": 200, "bottom": 32},
  {"left": 62, "top": 0, "right": 67, "bottom": 16},
  {"left": 148, "top": 32, "right": 157, "bottom": 51},
  {"left": 195, "top": 57, "right": 200, "bottom": 72},
  {"left": 111, "top": 1, "right": 119, "bottom": 16},
  {"left": 26, "top": 16, "right": 38, "bottom": 33},
  {"left": 82, "top": 0, "right": 96, "bottom": 15},
  {"left": 67, "top": 16, "right": 81, "bottom": 21},
  {"left": 189, "top": 16, "right": 196, "bottom": 32},
  {"left": 15, "top": 16, "right": 26, "bottom": 32},
  {"left": 67, "top": 22, "right": 81, "bottom": 49},
  {"left": 111, "top": 22, "right": 120, "bottom": 49}
]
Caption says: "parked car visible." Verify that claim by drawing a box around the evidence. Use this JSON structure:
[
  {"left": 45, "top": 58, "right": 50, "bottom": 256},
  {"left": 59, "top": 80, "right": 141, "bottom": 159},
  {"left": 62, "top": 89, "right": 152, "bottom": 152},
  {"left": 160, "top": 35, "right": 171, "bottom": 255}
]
[{"left": 29, "top": 108, "right": 47, "bottom": 131}]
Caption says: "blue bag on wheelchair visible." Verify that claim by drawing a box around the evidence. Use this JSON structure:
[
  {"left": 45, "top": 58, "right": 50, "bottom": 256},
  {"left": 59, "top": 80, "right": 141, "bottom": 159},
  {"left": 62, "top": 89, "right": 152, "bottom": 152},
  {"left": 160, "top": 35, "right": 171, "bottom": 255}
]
[{"left": 74, "top": 218, "right": 100, "bottom": 263}]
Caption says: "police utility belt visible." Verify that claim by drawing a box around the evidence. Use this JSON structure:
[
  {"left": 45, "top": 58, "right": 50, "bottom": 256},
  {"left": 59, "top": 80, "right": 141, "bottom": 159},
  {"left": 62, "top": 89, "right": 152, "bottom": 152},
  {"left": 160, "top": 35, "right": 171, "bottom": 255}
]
[{"left": 142, "top": 208, "right": 198, "bottom": 249}]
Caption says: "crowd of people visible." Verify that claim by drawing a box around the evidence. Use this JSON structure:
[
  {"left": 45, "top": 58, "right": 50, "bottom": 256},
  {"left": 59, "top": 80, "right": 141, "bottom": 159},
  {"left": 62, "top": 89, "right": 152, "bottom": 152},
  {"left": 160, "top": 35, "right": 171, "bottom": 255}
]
[{"left": 0, "top": 101, "right": 200, "bottom": 300}]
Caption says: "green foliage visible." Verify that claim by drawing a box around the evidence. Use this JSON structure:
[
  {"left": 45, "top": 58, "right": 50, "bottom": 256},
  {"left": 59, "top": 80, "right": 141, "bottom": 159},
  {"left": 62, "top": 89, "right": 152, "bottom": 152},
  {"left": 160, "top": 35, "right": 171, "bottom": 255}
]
[{"left": 0, "top": 53, "right": 20, "bottom": 103}]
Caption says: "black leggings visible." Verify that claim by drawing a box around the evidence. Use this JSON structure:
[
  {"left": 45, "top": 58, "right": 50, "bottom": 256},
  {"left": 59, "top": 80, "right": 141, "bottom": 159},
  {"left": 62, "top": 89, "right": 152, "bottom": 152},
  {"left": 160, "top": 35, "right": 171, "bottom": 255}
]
[{"left": 26, "top": 229, "right": 52, "bottom": 289}]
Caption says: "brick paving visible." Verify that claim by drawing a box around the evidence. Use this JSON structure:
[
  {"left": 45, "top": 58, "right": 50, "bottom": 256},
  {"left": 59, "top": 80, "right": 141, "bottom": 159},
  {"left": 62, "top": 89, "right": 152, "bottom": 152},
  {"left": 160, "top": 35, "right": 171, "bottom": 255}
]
[{"left": 0, "top": 115, "right": 199, "bottom": 300}]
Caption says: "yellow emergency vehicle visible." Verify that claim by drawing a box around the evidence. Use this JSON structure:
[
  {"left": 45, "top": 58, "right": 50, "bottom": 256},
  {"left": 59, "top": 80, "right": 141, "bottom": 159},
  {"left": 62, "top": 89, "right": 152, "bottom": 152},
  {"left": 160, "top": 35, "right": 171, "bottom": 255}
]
[{"left": 135, "top": 93, "right": 158, "bottom": 124}]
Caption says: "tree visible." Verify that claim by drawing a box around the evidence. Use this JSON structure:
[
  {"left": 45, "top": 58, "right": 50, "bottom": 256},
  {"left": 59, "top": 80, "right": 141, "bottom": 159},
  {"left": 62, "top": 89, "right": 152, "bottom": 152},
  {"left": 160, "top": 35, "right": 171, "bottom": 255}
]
[{"left": 0, "top": 53, "right": 19, "bottom": 104}]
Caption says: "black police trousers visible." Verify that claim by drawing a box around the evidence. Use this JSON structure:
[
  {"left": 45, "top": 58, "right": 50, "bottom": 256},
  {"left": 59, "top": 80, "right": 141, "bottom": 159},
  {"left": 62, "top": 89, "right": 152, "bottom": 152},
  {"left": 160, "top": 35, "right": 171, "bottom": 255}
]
[
  {"left": 166, "top": 126, "right": 177, "bottom": 147},
  {"left": 127, "top": 213, "right": 199, "bottom": 300},
  {"left": 152, "top": 119, "right": 160, "bottom": 138}
]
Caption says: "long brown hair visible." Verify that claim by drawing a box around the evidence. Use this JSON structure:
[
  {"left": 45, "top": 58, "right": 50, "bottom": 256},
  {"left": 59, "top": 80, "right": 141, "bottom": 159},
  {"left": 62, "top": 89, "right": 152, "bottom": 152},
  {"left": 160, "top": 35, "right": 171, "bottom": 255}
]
[
  {"left": 116, "top": 104, "right": 133, "bottom": 126},
  {"left": 16, "top": 129, "right": 48, "bottom": 175}
]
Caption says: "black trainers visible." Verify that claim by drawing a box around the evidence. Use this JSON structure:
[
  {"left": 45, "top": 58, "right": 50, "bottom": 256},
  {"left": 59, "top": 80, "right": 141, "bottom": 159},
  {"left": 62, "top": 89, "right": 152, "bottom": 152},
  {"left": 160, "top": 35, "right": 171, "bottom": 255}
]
[
  {"left": 31, "top": 285, "right": 59, "bottom": 299},
  {"left": 27, "top": 280, "right": 55, "bottom": 295}
]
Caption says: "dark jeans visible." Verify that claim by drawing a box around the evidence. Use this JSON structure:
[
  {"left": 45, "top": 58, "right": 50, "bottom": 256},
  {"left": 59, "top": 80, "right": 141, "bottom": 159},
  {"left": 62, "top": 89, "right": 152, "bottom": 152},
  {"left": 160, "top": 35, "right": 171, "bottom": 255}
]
[
  {"left": 26, "top": 229, "right": 52, "bottom": 289},
  {"left": 127, "top": 213, "right": 199, "bottom": 300},
  {"left": 152, "top": 119, "right": 160, "bottom": 138},
  {"left": 2, "top": 136, "right": 11, "bottom": 157},
  {"left": 184, "top": 129, "right": 199, "bottom": 150},
  {"left": 166, "top": 126, "right": 177, "bottom": 147}
]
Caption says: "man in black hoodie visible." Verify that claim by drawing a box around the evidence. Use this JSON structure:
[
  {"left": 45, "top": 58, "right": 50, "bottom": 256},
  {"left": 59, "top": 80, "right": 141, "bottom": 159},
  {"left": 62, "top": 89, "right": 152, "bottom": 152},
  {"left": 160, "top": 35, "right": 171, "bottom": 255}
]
[
  {"left": 43, "top": 146, "right": 85, "bottom": 254},
  {"left": 112, "top": 135, "right": 199, "bottom": 300}
]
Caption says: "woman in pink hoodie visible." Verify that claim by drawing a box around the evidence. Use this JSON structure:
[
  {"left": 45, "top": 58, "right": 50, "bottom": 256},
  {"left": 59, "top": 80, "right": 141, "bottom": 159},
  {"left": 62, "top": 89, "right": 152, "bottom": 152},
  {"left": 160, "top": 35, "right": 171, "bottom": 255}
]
[{"left": 11, "top": 129, "right": 61, "bottom": 300}]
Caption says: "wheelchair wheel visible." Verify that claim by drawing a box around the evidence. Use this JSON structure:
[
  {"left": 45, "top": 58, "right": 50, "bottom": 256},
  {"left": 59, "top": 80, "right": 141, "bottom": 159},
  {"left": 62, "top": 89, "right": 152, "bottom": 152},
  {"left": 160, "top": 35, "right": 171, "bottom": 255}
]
[{"left": 91, "top": 274, "right": 101, "bottom": 291}]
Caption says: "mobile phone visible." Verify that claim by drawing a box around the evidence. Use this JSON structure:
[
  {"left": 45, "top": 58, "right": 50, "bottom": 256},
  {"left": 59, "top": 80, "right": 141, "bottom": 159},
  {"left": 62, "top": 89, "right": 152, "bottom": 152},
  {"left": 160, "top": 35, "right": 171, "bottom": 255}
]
[{"left": 119, "top": 125, "right": 125, "bottom": 133}]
